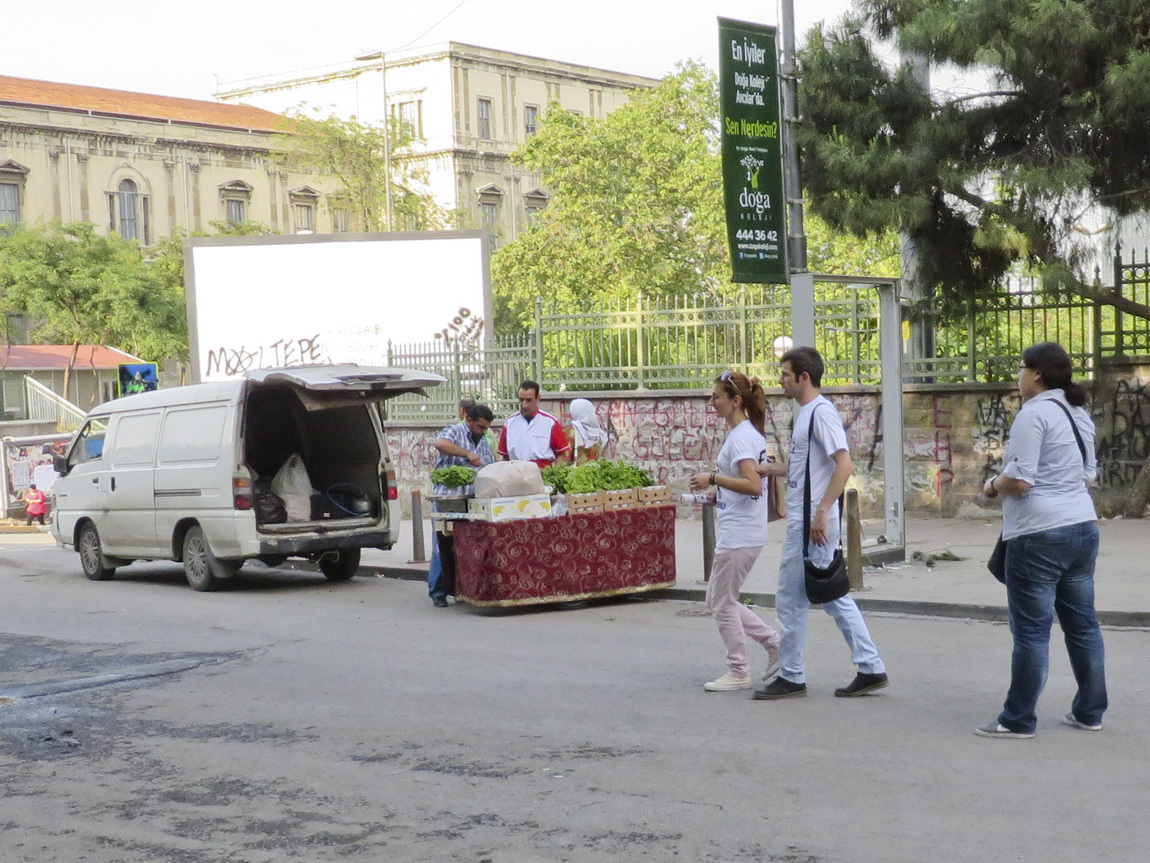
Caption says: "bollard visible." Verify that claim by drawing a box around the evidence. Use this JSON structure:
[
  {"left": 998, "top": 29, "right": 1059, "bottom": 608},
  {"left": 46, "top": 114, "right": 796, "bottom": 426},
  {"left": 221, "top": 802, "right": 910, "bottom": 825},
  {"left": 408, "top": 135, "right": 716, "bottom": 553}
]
[
  {"left": 409, "top": 489, "right": 427, "bottom": 564},
  {"left": 701, "top": 501, "right": 716, "bottom": 582},
  {"left": 845, "top": 488, "right": 863, "bottom": 591}
]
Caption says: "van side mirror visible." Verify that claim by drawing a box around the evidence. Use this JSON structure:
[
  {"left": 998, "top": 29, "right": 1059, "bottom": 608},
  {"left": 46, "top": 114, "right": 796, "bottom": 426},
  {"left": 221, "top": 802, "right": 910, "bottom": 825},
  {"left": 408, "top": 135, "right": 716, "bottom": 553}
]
[{"left": 53, "top": 452, "right": 70, "bottom": 476}]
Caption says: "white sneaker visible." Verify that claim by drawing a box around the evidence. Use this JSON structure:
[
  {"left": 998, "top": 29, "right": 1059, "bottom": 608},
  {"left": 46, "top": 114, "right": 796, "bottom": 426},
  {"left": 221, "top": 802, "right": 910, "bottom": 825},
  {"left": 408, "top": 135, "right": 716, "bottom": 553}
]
[
  {"left": 704, "top": 672, "right": 753, "bottom": 692},
  {"left": 762, "top": 647, "right": 781, "bottom": 682}
]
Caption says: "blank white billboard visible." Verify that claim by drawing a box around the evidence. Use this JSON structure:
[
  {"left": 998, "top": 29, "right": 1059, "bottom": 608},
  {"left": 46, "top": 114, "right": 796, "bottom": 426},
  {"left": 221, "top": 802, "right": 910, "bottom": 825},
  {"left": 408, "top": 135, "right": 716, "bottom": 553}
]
[{"left": 185, "top": 231, "right": 490, "bottom": 382}]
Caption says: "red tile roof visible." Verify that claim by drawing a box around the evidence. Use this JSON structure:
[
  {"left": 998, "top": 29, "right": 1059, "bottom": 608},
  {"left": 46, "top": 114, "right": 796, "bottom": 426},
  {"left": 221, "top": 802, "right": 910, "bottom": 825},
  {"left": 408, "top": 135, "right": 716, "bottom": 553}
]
[
  {"left": 0, "top": 345, "right": 144, "bottom": 371},
  {"left": 0, "top": 75, "right": 288, "bottom": 134}
]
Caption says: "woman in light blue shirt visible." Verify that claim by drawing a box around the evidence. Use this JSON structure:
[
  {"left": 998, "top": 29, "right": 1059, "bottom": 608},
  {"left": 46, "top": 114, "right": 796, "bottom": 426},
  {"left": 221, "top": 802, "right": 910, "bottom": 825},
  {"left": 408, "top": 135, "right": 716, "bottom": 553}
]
[{"left": 976, "top": 342, "right": 1106, "bottom": 739}]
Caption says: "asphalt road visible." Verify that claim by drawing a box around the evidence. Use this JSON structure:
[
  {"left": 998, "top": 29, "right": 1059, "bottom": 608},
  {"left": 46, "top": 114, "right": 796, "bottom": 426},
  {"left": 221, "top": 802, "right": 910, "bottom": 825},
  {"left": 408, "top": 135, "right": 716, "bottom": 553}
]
[{"left": 2, "top": 541, "right": 1148, "bottom": 863}]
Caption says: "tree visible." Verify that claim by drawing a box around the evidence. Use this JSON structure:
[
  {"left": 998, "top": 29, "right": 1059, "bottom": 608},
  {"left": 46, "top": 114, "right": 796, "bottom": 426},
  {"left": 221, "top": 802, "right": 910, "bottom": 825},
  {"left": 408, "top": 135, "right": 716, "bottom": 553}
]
[
  {"left": 796, "top": 0, "right": 1150, "bottom": 319},
  {"left": 275, "top": 109, "right": 452, "bottom": 232},
  {"left": 491, "top": 61, "right": 899, "bottom": 331},
  {"left": 0, "top": 222, "right": 188, "bottom": 403}
]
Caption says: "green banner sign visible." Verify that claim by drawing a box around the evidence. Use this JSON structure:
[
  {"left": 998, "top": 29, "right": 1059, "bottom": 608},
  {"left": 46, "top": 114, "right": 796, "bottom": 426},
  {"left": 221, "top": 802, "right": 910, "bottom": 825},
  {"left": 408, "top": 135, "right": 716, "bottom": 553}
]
[{"left": 718, "top": 18, "right": 788, "bottom": 284}]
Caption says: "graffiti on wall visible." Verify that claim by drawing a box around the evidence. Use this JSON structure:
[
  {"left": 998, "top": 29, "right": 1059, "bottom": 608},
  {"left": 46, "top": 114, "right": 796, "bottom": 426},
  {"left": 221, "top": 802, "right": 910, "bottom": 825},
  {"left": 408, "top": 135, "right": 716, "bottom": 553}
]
[
  {"left": 385, "top": 371, "right": 1150, "bottom": 512},
  {"left": 1095, "top": 378, "right": 1150, "bottom": 487}
]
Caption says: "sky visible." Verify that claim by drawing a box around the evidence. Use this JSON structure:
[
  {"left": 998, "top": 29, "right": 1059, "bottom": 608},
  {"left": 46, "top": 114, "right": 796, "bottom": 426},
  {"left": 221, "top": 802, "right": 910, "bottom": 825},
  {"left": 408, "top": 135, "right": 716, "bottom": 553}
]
[{"left": 5, "top": 0, "right": 856, "bottom": 100}]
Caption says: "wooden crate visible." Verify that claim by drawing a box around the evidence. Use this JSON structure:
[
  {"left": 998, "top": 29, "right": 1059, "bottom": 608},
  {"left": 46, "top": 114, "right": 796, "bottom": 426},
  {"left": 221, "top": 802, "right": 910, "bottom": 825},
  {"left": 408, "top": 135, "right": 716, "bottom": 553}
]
[
  {"left": 636, "top": 485, "right": 673, "bottom": 506},
  {"left": 565, "top": 490, "right": 605, "bottom": 514}
]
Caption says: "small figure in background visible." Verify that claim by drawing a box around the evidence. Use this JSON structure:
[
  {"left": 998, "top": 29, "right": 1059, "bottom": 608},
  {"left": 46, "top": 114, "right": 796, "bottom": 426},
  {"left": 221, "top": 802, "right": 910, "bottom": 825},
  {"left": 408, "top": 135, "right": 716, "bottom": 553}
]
[
  {"left": 22, "top": 483, "right": 47, "bottom": 526},
  {"left": 568, "top": 398, "right": 608, "bottom": 465}
]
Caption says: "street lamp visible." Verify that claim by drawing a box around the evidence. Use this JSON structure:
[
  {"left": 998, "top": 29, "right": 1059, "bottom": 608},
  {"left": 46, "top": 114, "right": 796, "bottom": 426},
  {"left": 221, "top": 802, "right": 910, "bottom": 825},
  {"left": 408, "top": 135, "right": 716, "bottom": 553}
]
[{"left": 355, "top": 50, "right": 395, "bottom": 231}]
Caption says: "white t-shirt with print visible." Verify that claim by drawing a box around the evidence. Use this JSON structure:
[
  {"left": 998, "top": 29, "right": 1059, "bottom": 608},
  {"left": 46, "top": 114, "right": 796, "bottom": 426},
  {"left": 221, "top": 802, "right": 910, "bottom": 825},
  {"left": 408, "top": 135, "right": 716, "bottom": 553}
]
[
  {"left": 785, "top": 395, "right": 848, "bottom": 525},
  {"left": 715, "top": 419, "right": 768, "bottom": 549}
]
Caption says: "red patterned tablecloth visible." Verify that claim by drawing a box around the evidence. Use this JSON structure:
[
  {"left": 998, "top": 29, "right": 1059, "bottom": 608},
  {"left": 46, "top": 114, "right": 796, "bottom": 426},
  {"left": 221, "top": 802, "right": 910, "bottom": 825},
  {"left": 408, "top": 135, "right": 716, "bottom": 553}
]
[{"left": 453, "top": 506, "right": 676, "bottom": 607}]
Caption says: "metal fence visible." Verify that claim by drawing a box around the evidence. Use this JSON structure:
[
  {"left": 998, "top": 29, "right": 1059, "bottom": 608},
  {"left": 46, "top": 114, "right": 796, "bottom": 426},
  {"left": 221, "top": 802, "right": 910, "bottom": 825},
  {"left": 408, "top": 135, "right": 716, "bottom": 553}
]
[{"left": 385, "top": 253, "right": 1150, "bottom": 422}]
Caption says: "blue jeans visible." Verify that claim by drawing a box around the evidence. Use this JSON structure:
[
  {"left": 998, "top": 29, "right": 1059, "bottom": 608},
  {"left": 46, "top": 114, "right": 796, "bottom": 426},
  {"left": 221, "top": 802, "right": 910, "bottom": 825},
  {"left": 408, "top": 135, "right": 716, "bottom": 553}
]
[
  {"left": 999, "top": 521, "right": 1107, "bottom": 734},
  {"left": 775, "top": 520, "right": 885, "bottom": 684},
  {"left": 428, "top": 533, "right": 455, "bottom": 600}
]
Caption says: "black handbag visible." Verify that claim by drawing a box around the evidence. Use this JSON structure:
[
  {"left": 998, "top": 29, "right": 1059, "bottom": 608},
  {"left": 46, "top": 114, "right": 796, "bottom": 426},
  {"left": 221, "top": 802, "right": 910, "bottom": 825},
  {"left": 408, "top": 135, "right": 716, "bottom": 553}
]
[
  {"left": 801, "top": 405, "right": 849, "bottom": 604},
  {"left": 987, "top": 534, "right": 1007, "bottom": 583},
  {"left": 988, "top": 400, "right": 1087, "bottom": 585}
]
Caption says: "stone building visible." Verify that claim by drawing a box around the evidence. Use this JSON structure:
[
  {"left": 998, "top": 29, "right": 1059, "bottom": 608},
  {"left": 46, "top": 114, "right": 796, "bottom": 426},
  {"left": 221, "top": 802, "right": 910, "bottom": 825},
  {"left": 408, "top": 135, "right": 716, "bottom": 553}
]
[
  {"left": 0, "top": 74, "right": 340, "bottom": 238},
  {"left": 216, "top": 42, "right": 658, "bottom": 248}
]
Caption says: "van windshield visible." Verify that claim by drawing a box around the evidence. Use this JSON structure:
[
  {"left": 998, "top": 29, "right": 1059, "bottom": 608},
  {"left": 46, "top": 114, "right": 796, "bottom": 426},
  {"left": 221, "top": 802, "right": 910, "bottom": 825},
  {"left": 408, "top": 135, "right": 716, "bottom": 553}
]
[{"left": 69, "top": 419, "right": 108, "bottom": 466}]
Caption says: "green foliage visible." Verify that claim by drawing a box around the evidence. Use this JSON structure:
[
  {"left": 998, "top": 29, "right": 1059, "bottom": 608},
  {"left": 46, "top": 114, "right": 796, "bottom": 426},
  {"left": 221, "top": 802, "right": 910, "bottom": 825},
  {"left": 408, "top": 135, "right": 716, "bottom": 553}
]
[
  {"left": 275, "top": 109, "right": 452, "bottom": 232},
  {"left": 430, "top": 466, "right": 476, "bottom": 489},
  {"left": 0, "top": 222, "right": 187, "bottom": 363},
  {"left": 492, "top": 61, "right": 900, "bottom": 331},
  {"left": 565, "top": 460, "right": 652, "bottom": 493},
  {"left": 798, "top": 1, "right": 1150, "bottom": 315},
  {"left": 541, "top": 463, "right": 574, "bottom": 494}
]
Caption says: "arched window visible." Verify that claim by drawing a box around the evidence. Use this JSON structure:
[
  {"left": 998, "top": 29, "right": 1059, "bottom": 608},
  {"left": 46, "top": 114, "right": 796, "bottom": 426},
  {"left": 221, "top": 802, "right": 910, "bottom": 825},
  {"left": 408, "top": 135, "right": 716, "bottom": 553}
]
[
  {"left": 107, "top": 177, "right": 150, "bottom": 243},
  {"left": 117, "top": 179, "right": 139, "bottom": 241}
]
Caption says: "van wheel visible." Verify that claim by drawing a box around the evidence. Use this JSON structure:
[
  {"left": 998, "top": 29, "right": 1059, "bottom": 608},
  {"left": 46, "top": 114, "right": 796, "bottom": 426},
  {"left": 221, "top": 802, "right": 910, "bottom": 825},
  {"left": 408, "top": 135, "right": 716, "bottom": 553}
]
[
  {"left": 78, "top": 523, "right": 116, "bottom": 581},
  {"left": 319, "top": 548, "right": 361, "bottom": 581},
  {"left": 182, "top": 525, "right": 239, "bottom": 592}
]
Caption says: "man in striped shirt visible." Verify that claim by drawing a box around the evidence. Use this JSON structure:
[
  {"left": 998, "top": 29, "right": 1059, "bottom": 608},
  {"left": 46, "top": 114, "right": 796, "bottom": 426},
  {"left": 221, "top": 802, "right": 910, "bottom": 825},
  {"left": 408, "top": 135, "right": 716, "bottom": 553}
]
[{"left": 429, "top": 404, "right": 495, "bottom": 606}]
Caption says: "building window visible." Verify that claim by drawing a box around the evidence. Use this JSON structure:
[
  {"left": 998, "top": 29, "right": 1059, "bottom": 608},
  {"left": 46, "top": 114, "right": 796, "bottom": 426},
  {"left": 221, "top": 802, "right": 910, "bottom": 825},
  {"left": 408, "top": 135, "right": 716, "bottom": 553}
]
[
  {"left": 477, "top": 184, "right": 503, "bottom": 252},
  {"left": 480, "top": 202, "right": 498, "bottom": 250},
  {"left": 0, "top": 160, "right": 28, "bottom": 228},
  {"left": 477, "top": 98, "right": 493, "bottom": 140},
  {"left": 395, "top": 100, "right": 423, "bottom": 138},
  {"left": 0, "top": 183, "right": 19, "bottom": 226},
  {"left": 331, "top": 208, "right": 350, "bottom": 233},
  {"left": 524, "top": 188, "right": 551, "bottom": 225},
  {"left": 220, "top": 180, "right": 254, "bottom": 226},
  {"left": 118, "top": 180, "right": 139, "bottom": 240},
  {"left": 524, "top": 105, "right": 538, "bottom": 138},
  {"left": 295, "top": 204, "right": 314, "bottom": 232},
  {"left": 288, "top": 186, "right": 320, "bottom": 233},
  {"left": 106, "top": 179, "right": 151, "bottom": 243}
]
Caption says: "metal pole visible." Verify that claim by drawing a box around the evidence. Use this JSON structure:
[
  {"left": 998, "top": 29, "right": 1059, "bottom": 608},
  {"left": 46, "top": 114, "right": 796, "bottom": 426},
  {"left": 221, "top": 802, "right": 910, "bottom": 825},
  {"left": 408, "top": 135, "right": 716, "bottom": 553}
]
[
  {"left": 381, "top": 58, "right": 394, "bottom": 231},
  {"left": 701, "top": 502, "right": 716, "bottom": 582},
  {"left": 409, "top": 489, "right": 427, "bottom": 563},
  {"left": 779, "top": 0, "right": 806, "bottom": 273},
  {"left": 845, "top": 488, "right": 863, "bottom": 591}
]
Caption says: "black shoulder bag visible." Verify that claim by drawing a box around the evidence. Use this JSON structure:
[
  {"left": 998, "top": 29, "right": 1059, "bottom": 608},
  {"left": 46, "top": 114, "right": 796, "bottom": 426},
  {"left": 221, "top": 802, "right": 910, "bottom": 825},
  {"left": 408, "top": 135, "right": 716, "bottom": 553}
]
[
  {"left": 988, "top": 400, "right": 1087, "bottom": 583},
  {"left": 802, "top": 404, "right": 850, "bottom": 604}
]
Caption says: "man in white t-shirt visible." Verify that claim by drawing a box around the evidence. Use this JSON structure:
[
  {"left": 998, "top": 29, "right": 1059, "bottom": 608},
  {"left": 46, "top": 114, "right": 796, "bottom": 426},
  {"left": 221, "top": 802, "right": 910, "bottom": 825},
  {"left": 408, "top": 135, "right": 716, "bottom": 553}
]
[
  {"left": 497, "top": 379, "right": 570, "bottom": 468},
  {"left": 753, "top": 346, "right": 888, "bottom": 700}
]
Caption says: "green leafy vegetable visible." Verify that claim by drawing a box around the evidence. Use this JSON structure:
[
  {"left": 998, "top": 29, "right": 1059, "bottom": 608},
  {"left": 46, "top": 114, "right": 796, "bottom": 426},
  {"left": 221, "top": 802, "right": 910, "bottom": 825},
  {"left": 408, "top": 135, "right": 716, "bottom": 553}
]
[
  {"left": 431, "top": 466, "right": 476, "bottom": 489},
  {"left": 541, "top": 463, "right": 574, "bottom": 494},
  {"left": 565, "top": 460, "right": 652, "bottom": 493}
]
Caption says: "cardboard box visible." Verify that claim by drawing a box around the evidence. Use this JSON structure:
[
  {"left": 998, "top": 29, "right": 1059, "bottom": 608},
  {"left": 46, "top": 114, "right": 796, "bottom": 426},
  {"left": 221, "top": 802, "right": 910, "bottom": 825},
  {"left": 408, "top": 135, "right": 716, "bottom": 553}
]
[
  {"left": 636, "top": 485, "right": 673, "bottom": 506},
  {"left": 603, "top": 488, "right": 638, "bottom": 506},
  {"left": 468, "top": 493, "right": 553, "bottom": 522},
  {"left": 565, "top": 490, "right": 605, "bottom": 514}
]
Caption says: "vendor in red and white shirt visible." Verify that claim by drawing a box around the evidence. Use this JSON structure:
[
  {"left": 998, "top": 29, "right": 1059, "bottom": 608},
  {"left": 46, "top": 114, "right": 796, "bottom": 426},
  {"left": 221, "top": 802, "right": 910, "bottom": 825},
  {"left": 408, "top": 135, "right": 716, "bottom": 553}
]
[{"left": 497, "top": 379, "right": 570, "bottom": 468}]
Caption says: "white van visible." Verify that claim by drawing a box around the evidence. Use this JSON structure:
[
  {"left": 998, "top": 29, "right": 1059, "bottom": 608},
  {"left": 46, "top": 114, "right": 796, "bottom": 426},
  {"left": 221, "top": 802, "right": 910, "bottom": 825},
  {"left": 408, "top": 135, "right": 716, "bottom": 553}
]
[{"left": 50, "top": 365, "right": 442, "bottom": 591}]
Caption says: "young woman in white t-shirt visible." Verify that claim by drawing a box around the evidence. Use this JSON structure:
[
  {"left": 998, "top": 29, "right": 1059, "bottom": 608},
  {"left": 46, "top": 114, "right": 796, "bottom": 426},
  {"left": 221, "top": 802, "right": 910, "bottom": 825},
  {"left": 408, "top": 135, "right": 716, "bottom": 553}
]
[{"left": 690, "top": 370, "right": 781, "bottom": 692}]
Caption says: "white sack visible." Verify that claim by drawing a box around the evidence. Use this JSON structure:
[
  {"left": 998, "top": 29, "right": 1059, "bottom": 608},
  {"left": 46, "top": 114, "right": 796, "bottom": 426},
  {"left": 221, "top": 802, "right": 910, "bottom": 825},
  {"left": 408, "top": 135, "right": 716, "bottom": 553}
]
[
  {"left": 473, "top": 460, "right": 544, "bottom": 498},
  {"left": 271, "top": 453, "right": 314, "bottom": 522}
]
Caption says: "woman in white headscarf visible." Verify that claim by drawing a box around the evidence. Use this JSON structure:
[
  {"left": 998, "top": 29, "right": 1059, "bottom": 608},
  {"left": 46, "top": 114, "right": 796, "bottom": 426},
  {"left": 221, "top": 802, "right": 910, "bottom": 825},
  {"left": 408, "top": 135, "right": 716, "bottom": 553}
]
[{"left": 568, "top": 398, "right": 608, "bottom": 465}]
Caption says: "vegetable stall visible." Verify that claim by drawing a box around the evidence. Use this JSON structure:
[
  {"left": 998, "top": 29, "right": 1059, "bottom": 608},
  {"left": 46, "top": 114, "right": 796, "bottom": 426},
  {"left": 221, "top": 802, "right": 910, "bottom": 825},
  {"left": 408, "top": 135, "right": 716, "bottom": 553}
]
[{"left": 440, "top": 460, "right": 677, "bottom": 607}]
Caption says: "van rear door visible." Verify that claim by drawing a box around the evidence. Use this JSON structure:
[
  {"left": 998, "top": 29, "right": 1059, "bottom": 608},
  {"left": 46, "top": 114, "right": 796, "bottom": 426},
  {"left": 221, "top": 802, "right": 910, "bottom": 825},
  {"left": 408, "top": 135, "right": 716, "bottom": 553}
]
[{"left": 245, "top": 365, "right": 445, "bottom": 408}]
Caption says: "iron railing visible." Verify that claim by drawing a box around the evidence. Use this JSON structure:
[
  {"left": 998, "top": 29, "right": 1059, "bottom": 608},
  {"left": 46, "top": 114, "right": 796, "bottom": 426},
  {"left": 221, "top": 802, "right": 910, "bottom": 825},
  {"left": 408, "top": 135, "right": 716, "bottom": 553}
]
[{"left": 384, "top": 256, "right": 1150, "bottom": 422}]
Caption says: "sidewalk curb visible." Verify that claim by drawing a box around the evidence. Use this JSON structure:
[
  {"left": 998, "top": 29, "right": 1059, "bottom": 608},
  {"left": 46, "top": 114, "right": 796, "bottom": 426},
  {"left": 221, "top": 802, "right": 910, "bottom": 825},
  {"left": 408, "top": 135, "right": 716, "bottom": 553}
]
[{"left": 351, "top": 563, "right": 1150, "bottom": 628}]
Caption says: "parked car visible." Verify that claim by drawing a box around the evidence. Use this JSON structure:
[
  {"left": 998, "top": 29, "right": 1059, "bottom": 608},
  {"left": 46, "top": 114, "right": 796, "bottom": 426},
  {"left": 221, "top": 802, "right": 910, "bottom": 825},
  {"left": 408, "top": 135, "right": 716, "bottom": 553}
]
[{"left": 49, "top": 365, "right": 442, "bottom": 591}]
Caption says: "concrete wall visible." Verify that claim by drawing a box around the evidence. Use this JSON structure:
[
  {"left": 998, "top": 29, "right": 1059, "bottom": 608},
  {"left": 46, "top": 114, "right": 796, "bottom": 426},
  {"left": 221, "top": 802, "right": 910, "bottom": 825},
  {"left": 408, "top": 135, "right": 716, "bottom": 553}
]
[{"left": 386, "top": 359, "right": 1150, "bottom": 517}]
